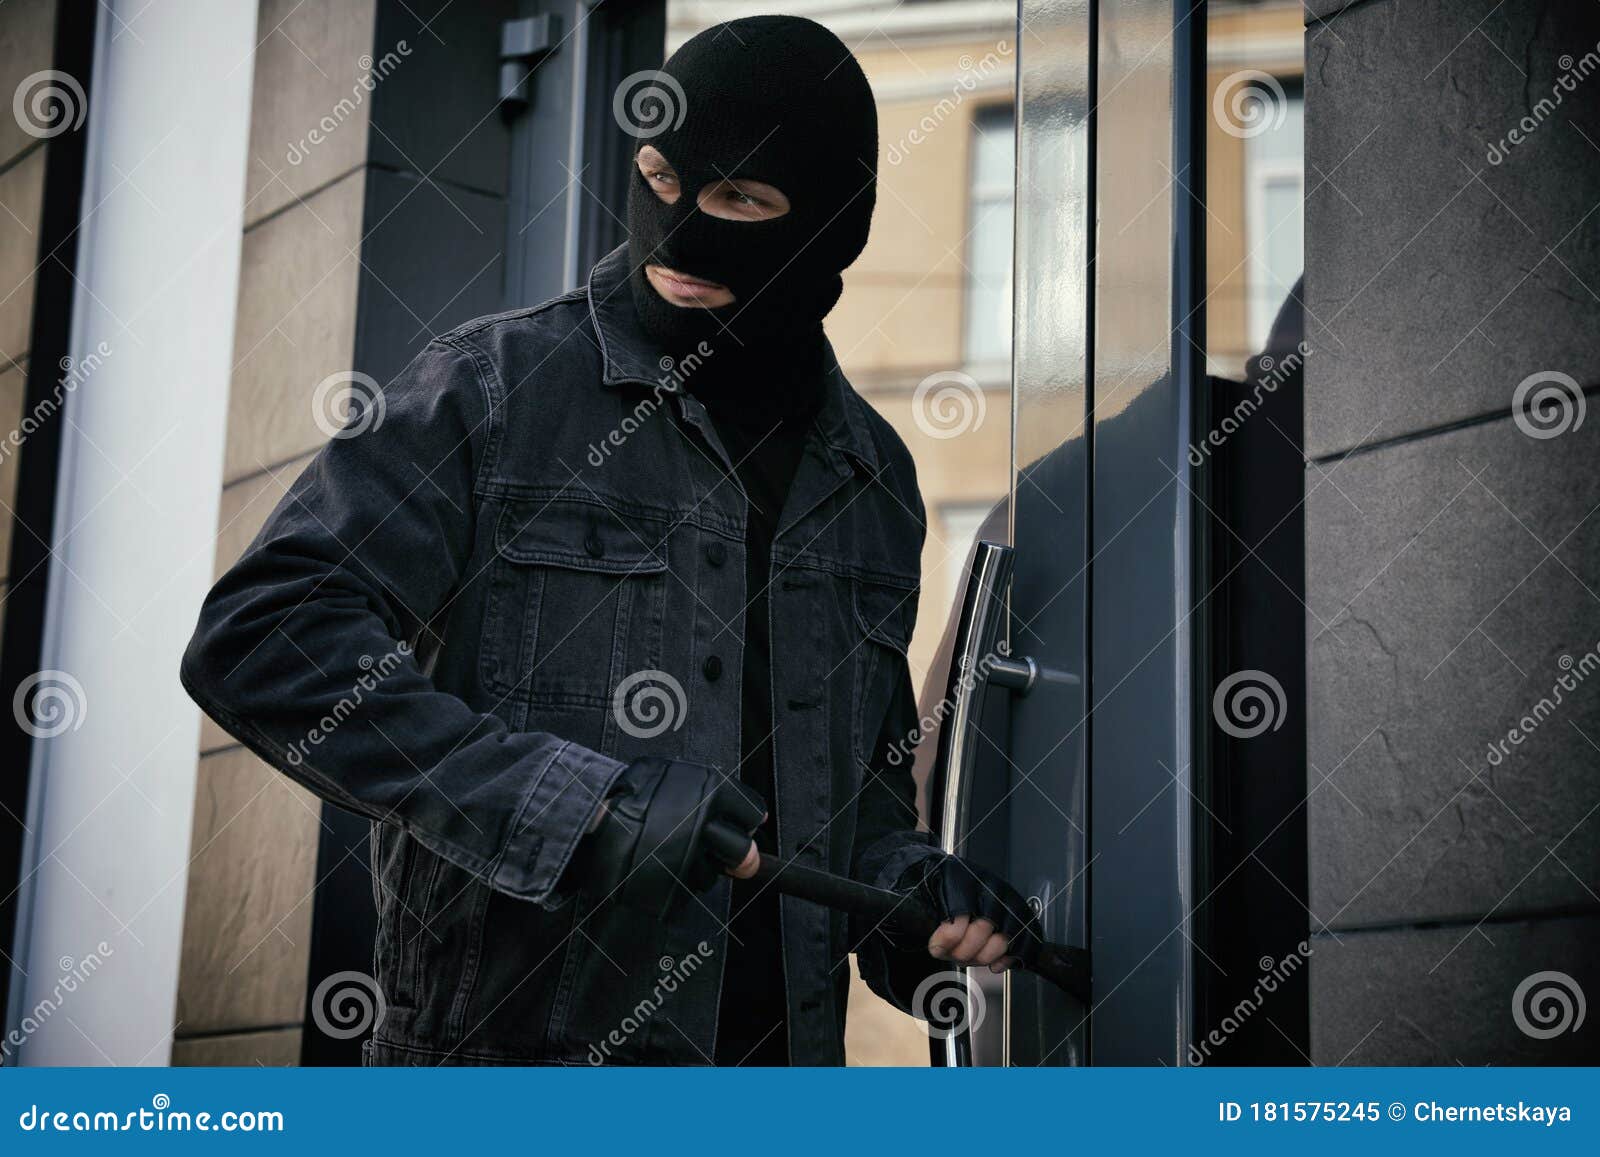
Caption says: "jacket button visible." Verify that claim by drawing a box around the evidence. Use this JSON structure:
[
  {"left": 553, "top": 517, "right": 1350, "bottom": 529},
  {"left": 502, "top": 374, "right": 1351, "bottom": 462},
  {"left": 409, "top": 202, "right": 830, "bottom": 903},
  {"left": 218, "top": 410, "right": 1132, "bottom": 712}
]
[
  {"left": 584, "top": 530, "right": 604, "bottom": 558},
  {"left": 705, "top": 541, "right": 726, "bottom": 566},
  {"left": 702, "top": 655, "right": 723, "bottom": 681}
]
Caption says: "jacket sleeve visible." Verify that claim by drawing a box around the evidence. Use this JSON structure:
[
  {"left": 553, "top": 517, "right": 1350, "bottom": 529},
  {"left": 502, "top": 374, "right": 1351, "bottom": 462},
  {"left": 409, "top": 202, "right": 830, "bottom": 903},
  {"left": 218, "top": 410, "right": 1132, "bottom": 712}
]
[
  {"left": 850, "top": 655, "right": 946, "bottom": 1013},
  {"left": 179, "top": 337, "right": 624, "bottom": 909}
]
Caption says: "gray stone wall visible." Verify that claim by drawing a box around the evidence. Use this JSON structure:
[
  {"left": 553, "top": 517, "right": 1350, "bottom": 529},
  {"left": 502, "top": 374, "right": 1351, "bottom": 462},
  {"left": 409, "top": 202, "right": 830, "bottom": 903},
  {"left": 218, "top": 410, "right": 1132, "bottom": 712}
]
[{"left": 1303, "top": 0, "right": 1600, "bottom": 1063}]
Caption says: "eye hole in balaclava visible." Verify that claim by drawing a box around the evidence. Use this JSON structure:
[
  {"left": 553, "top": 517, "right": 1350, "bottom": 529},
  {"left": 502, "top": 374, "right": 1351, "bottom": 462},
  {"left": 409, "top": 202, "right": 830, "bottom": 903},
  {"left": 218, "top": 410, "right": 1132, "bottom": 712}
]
[
  {"left": 623, "top": 15, "right": 878, "bottom": 357},
  {"left": 635, "top": 145, "right": 792, "bottom": 223}
]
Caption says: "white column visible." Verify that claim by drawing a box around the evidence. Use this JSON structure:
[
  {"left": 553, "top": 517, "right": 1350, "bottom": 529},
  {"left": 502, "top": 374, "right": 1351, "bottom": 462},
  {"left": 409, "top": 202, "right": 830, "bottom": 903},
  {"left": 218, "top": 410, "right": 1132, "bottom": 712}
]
[{"left": 7, "top": 0, "right": 258, "bottom": 1065}]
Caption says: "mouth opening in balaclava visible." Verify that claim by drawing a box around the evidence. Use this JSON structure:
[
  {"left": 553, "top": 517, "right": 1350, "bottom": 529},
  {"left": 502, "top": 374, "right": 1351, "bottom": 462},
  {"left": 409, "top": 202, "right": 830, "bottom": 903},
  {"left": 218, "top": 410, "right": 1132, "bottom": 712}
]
[{"left": 623, "top": 15, "right": 878, "bottom": 366}]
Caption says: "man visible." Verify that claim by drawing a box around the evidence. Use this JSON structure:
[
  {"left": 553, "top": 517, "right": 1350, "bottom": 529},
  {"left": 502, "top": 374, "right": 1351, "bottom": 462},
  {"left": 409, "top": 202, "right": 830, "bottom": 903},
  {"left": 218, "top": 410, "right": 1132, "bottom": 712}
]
[{"left": 182, "top": 14, "right": 1037, "bottom": 1066}]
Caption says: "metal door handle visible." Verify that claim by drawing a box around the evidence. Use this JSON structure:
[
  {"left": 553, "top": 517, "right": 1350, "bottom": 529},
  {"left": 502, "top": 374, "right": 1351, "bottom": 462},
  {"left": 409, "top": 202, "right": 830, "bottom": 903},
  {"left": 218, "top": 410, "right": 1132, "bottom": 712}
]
[{"left": 933, "top": 540, "right": 1035, "bottom": 1067}]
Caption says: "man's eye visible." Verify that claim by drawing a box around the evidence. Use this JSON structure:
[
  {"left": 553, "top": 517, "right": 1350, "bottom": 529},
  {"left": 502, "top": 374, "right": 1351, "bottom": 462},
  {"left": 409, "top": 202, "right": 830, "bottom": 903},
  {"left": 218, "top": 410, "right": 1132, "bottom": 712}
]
[{"left": 649, "top": 171, "right": 677, "bottom": 185}]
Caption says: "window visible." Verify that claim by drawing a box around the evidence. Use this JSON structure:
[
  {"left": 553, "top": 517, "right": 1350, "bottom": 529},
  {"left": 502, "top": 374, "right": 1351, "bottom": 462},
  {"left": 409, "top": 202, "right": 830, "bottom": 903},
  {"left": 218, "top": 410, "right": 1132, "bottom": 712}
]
[
  {"left": 1243, "top": 81, "right": 1304, "bottom": 350},
  {"left": 965, "top": 103, "right": 1015, "bottom": 366}
]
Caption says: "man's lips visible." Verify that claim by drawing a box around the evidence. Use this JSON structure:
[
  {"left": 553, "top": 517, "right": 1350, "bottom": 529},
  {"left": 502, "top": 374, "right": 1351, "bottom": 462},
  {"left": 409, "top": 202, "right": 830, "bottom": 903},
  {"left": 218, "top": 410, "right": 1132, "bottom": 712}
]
[{"left": 647, "top": 264, "right": 730, "bottom": 302}]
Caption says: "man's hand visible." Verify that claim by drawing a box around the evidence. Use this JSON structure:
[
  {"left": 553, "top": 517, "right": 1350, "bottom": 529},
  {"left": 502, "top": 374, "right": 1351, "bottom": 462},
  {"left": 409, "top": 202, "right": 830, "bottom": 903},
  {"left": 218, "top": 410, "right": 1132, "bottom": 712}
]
[
  {"left": 589, "top": 801, "right": 761, "bottom": 878},
  {"left": 928, "top": 915, "right": 1017, "bottom": 973},
  {"left": 584, "top": 757, "right": 766, "bottom": 915},
  {"left": 900, "top": 854, "right": 1041, "bottom": 973}
]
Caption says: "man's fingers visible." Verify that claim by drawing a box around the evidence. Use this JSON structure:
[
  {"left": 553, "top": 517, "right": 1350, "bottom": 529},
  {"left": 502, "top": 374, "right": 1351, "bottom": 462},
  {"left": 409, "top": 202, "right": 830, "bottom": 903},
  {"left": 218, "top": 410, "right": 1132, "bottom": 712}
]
[
  {"left": 950, "top": 917, "right": 995, "bottom": 963},
  {"left": 725, "top": 840, "right": 761, "bottom": 879},
  {"left": 928, "top": 915, "right": 969, "bottom": 958},
  {"left": 930, "top": 916, "right": 999, "bottom": 962},
  {"left": 974, "top": 932, "right": 1009, "bottom": 967}
]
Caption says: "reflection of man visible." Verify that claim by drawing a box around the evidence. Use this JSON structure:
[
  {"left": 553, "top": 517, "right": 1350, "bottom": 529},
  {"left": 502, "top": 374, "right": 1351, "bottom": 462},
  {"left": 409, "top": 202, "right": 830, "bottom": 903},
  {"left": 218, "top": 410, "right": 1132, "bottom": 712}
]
[{"left": 182, "top": 16, "right": 1037, "bottom": 1066}]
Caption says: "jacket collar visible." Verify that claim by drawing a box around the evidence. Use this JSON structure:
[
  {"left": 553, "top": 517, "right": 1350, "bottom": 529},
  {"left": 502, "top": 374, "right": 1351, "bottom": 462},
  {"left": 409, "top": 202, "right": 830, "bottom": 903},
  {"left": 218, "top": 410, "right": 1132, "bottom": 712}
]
[{"left": 586, "top": 244, "right": 880, "bottom": 472}]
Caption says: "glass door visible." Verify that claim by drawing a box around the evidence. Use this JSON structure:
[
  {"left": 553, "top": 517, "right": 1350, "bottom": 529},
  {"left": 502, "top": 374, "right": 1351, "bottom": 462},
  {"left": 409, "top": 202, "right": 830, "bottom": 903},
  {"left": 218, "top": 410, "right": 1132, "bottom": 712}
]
[
  {"left": 1000, "top": 0, "right": 1093, "bottom": 1068},
  {"left": 661, "top": 0, "right": 1222, "bottom": 1067},
  {"left": 947, "top": 0, "right": 1215, "bottom": 1067},
  {"left": 996, "top": 0, "right": 1310, "bottom": 1068}
]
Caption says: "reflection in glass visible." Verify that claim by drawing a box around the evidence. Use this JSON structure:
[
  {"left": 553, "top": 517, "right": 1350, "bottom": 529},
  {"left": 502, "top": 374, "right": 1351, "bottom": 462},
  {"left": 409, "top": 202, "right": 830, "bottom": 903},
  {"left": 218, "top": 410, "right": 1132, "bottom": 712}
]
[
  {"left": 1204, "top": 0, "right": 1306, "bottom": 379},
  {"left": 1196, "top": 0, "right": 1309, "bottom": 1067},
  {"left": 965, "top": 104, "right": 1016, "bottom": 367}
]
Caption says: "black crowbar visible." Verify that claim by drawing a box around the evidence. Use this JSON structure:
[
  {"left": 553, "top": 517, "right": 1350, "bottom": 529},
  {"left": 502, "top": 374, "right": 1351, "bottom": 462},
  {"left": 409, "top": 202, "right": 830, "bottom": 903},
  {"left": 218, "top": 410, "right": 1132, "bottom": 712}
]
[{"left": 705, "top": 823, "right": 1090, "bottom": 1003}]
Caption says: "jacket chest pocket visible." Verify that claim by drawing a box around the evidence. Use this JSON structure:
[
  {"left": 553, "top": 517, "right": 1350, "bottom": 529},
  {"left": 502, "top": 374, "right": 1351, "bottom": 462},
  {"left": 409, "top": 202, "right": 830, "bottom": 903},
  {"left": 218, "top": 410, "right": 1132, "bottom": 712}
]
[
  {"left": 849, "top": 577, "right": 917, "bottom": 769},
  {"left": 479, "top": 499, "right": 668, "bottom": 723}
]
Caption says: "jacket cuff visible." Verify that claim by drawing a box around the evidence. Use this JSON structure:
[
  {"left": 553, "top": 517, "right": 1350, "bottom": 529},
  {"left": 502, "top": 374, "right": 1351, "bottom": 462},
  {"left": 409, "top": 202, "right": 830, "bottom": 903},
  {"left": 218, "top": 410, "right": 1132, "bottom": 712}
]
[
  {"left": 872, "top": 835, "right": 942, "bottom": 892},
  {"left": 855, "top": 836, "right": 946, "bottom": 1013},
  {"left": 492, "top": 741, "right": 626, "bottom": 907},
  {"left": 856, "top": 928, "right": 945, "bottom": 1016}
]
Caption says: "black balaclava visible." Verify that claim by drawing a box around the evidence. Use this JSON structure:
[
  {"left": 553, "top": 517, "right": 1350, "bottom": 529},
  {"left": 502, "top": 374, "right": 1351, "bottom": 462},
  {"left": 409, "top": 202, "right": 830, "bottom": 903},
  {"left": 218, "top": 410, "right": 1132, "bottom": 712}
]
[{"left": 624, "top": 15, "right": 878, "bottom": 373}]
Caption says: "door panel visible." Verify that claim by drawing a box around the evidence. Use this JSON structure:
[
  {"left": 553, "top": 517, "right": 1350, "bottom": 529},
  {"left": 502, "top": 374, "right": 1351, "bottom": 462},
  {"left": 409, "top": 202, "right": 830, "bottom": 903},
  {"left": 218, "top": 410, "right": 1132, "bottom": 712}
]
[
  {"left": 1082, "top": 0, "right": 1195, "bottom": 1066},
  {"left": 1004, "top": 0, "right": 1201, "bottom": 1067},
  {"left": 1005, "top": 0, "right": 1094, "bottom": 1067}
]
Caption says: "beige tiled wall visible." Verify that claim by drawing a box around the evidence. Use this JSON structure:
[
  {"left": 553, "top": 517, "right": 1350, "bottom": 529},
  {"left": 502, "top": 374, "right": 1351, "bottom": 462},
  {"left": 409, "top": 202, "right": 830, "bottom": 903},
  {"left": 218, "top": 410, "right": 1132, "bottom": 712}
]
[
  {"left": 171, "top": 1027, "right": 302, "bottom": 1067},
  {"left": 225, "top": 174, "right": 365, "bottom": 484},
  {"left": 244, "top": 0, "right": 377, "bottom": 226},
  {"left": 0, "top": 0, "right": 53, "bottom": 687},
  {"left": 0, "top": 0, "right": 58, "bottom": 167},
  {"left": 0, "top": 146, "right": 43, "bottom": 368},
  {"left": 173, "top": 0, "right": 377, "bottom": 1066},
  {"left": 176, "top": 748, "right": 323, "bottom": 1036}
]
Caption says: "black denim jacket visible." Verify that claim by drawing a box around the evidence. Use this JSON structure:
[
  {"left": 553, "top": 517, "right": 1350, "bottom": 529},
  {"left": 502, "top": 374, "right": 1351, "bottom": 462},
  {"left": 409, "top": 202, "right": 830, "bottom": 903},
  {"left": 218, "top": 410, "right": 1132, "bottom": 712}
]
[{"left": 180, "top": 245, "right": 942, "bottom": 1065}]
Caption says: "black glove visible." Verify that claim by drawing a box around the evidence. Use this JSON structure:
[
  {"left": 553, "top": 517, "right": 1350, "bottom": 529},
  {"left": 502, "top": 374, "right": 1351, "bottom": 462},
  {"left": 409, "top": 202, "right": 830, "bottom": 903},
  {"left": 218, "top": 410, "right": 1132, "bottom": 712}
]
[
  {"left": 584, "top": 757, "right": 765, "bottom": 917},
  {"left": 895, "top": 853, "right": 1043, "bottom": 963}
]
